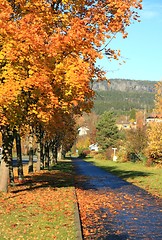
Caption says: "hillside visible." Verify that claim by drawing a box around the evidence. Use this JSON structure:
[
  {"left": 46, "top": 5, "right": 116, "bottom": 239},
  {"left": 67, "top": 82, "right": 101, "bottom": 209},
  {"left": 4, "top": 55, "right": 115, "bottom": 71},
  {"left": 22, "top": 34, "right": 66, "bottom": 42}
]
[
  {"left": 92, "top": 79, "right": 157, "bottom": 115},
  {"left": 93, "top": 79, "right": 157, "bottom": 93}
]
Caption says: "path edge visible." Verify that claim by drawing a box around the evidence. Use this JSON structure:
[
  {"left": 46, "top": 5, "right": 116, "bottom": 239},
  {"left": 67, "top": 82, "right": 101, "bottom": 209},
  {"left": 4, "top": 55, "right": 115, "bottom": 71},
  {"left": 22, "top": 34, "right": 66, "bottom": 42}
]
[
  {"left": 72, "top": 158, "right": 83, "bottom": 240},
  {"left": 73, "top": 188, "right": 83, "bottom": 240}
]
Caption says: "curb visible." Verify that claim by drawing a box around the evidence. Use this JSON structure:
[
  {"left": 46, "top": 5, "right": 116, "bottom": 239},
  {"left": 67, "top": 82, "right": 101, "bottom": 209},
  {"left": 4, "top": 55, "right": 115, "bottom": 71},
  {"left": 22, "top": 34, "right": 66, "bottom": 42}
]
[
  {"left": 73, "top": 188, "right": 83, "bottom": 240},
  {"left": 71, "top": 158, "right": 83, "bottom": 240}
]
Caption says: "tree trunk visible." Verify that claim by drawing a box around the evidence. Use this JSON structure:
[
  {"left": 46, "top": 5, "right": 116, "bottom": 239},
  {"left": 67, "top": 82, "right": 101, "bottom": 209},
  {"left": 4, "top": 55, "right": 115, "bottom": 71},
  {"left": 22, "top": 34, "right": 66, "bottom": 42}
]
[
  {"left": 14, "top": 130, "right": 24, "bottom": 181},
  {"left": 36, "top": 126, "right": 44, "bottom": 171},
  {"left": 44, "top": 142, "right": 50, "bottom": 169},
  {"left": 57, "top": 145, "right": 63, "bottom": 161},
  {"left": 28, "top": 148, "right": 33, "bottom": 173},
  {"left": 0, "top": 160, "right": 9, "bottom": 192},
  {"left": 36, "top": 141, "right": 41, "bottom": 172},
  {"left": 53, "top": 145, "right": 58, "bottom": 164},
  {"left": 40, "top": 141, "right": 44, "bottom": 169},
  {"left": 28, "top": 130, "right": 34, "bottom": 173},
  {"left": 9, "top": 161, "right": 14, "bottom": 186},
  {"left": 0, "top": 126, "right": 14, "bottom": 192},
  {"left": 49, "top": 144, "right": 55, "bottom": 167}
]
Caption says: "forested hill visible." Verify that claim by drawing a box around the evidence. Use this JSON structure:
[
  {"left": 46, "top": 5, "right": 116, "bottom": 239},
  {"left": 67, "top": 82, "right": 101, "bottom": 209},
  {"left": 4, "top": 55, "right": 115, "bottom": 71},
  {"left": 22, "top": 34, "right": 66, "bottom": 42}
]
[
  {"left": 92, "top": 79, "right": 157, "bottom": 115},
  {"left": 93, "top": 79, "right": 157, "bottom": 93}
]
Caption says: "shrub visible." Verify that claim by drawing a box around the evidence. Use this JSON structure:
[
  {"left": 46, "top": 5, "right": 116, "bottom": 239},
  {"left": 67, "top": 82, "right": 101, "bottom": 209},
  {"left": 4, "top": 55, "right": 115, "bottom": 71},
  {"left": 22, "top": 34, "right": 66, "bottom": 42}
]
[
  {"left": 78, "top": 149, "right": 90, "bottom": 158},
  {"left": 117, "top": 146, "right": 128, "bottom": 162}
]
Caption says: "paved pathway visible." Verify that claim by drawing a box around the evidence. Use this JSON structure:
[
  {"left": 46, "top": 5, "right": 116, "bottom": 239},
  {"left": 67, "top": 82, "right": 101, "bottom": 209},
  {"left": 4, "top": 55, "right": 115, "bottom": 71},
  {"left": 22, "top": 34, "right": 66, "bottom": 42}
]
[{"left": 73, "top": 158, "right": 162, "bottom": 240}]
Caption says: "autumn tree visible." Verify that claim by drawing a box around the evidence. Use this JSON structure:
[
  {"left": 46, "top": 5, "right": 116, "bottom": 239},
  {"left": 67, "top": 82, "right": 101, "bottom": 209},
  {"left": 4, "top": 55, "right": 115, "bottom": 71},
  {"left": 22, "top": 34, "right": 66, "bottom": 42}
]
[
  {"left": 124, "top": 127, "right": 147, "bottom": 162},
  {"left": 42, "top": 111, "right": 78, "bottom": 164},
  {"left": 0, "top": 0, "right": 142, "bottom": 192},
  {"left": 145, "top": 81, "right": 162, "bottom": 164},
  {"left": 145, "top": 122, "right": 162, "bottom": 164}
]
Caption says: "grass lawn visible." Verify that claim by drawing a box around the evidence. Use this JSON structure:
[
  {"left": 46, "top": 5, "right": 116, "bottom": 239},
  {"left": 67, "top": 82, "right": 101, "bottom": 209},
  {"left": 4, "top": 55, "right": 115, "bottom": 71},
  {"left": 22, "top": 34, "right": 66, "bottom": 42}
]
[
  {"left": 86, "top": 157, "right": 162, "bottom": 198},
  {"left": 0, "top": 160, "right": 78, "bottom": 240}
]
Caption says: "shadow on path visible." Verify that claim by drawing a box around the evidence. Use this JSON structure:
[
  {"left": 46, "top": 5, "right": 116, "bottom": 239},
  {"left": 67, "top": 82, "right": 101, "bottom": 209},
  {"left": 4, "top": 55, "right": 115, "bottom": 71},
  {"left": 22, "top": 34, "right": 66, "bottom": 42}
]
[{"left": 73, "top": 158, "right": 162, "bottom": 240}]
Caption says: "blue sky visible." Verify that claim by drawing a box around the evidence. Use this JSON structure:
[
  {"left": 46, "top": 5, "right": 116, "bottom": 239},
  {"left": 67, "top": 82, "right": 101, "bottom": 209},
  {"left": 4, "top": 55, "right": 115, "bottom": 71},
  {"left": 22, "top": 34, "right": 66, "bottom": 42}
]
[{"left": 97, "top": 0, "right": 162, "bottom": 81}]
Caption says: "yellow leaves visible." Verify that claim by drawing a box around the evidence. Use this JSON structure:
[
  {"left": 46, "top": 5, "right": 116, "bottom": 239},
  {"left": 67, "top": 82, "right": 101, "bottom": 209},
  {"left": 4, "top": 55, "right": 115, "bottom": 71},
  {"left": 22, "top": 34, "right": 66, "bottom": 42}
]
[
  {"left": 0, "top": 52, "right": 5, "bottom": 62},
  {"left": 154, "top": 81, "right": 162, "bottom": 116},
  {"left": 28, "top": 69, "right": 34, "bottom": 76},
  {"left": 64, "top": 89, "right": 72, "bottom": 97},
  {"left": 62, "top": 0, "right": 69, "bottom": 4},
  {"left": 146, "top": 122, "right": 162, "bottom": 160}
]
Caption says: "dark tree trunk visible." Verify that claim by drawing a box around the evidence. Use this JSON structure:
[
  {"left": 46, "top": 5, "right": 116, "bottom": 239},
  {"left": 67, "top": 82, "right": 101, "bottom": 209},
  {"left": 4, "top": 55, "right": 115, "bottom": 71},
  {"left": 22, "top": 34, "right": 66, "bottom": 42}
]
[
  {"left": 36, "top": 126, "right": 44, "bottom": 172},
  {"left": 44, "top": 142, "right": 50, "bottom": 169},
  {"left": 9, "top": 161, "right": 14, "bottom": 186},
  {"left": 40, "top": 140, "right": 44, "bottom": 169},
  {"left": 49, "top": 142, "right": 55, "bottom": 167},
  {"left": 53, "top": 145, "right": 58, "bottom": 164},
  {"left": 0, "top": 126, "right": 14, "bottom": 192},
  {"left": 28, "top": 129, "right": 34, "bottom": 173},
  {"left": 28, "top": 148, "right": 33, "bottom": 173},
  {"left": 14, "top": 129, "right": 24, "bottom": 181},
  {"left": 36, "top": 142, "right": 41, "bottom": 172}
]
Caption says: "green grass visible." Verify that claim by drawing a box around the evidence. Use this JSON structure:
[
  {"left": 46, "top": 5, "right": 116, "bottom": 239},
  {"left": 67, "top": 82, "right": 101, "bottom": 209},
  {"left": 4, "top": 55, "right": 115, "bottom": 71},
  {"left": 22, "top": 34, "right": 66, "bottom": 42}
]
[
  {"left": 0, "top": 160, "right": 78, "bottom": 240},
  {"left": 86, "top": 158, "right": 162, "bottom": 198}
]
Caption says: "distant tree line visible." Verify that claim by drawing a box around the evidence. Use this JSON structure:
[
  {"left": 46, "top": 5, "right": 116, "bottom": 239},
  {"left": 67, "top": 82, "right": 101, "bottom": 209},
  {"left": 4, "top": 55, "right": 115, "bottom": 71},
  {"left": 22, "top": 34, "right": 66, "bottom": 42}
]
[{"left": 93, "top": 90, "right": 155, "bottom": 115}]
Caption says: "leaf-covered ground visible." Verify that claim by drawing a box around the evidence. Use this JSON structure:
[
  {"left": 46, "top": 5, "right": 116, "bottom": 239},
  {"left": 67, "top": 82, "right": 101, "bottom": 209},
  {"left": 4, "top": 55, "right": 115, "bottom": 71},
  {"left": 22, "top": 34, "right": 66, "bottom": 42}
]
[
  {"left": 1, "top": 158, "right": 162, "bottom": 239},
  {"left": 74, "top": 159, "right": 162, "bottom": 239},
  {"left": 0, "top": 161, "right": 77, "bottom": 240}
]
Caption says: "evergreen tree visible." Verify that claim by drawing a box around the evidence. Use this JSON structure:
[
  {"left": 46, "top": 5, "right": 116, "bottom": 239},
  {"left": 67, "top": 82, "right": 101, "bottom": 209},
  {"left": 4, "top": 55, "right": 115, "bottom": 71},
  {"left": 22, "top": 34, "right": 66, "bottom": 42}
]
[{"left": 96, "top": 111, "right": 119, "bottom": 150}]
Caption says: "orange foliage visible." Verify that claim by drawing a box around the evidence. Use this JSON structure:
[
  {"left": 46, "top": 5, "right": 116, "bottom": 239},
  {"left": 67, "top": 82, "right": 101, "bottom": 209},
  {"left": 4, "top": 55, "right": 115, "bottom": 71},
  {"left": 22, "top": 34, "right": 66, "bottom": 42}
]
[{"left": 0, "top": 0, "right": 142, "bottom": 130}]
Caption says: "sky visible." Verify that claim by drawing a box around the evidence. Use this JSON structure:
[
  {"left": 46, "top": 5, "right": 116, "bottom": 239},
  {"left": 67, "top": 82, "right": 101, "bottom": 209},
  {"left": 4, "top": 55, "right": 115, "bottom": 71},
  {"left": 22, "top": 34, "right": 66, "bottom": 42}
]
[{"left": 97, "top": 0, "right": 162, "bottom": 82}]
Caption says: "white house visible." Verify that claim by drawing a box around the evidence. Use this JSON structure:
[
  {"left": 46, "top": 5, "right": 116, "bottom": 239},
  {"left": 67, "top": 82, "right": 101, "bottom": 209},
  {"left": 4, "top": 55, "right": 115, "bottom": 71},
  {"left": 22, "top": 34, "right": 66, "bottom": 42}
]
[
  {"left": 146, "top": 116, "right": 162, "bottom": 124},
  {"left": 78, "top": 126, "right": 89, "bottom": 136},
  {"left": 89, "top": 143, "right": 99, "bottom": 152}
]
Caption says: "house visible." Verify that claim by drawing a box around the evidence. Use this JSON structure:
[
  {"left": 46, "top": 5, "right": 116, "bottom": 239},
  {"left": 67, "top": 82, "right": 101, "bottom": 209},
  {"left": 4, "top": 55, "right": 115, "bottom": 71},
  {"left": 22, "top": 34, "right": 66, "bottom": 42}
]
[
  {"left": 116, "top": 121, "right": 136, "bottom": 130},
  {"left": 89, "top": 143, "right": 99, "bottom": 152},
  {"left": 146, "top": 115, "right": 162, "bottom": 124},
  {"left": 78, "top": 126, "right": 89, "bottom": 136},
  {"left": 116, "top": 122, "right": 130, "bottom": 130}
]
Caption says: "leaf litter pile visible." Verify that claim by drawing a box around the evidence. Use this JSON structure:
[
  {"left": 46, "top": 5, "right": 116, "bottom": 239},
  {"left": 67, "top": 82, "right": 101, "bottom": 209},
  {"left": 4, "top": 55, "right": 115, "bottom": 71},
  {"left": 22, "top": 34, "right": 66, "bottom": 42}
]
[{"left": 0, "top": 163, "right": 77, "bottom": 240}]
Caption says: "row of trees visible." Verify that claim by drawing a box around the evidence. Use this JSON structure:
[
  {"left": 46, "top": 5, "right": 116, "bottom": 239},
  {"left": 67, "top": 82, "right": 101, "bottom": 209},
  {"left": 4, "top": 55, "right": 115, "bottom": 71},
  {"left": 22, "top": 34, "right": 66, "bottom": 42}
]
[{"left": 0, "top": 0, "right": 142, "bottom": 192}]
